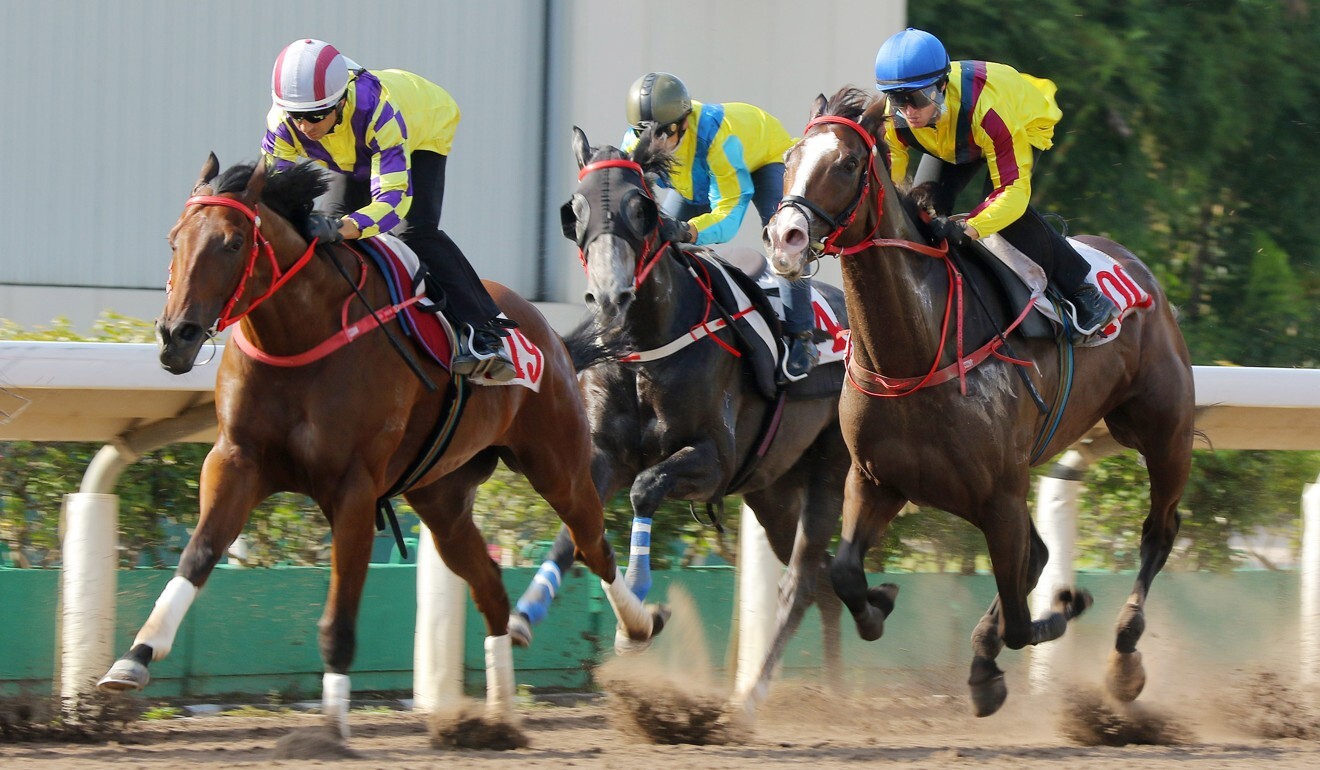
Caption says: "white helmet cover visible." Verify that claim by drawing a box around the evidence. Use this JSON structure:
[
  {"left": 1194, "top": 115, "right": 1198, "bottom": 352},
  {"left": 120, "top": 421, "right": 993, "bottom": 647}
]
[{"left": 271, "top": 39, "right": 354, "bottom": 112}]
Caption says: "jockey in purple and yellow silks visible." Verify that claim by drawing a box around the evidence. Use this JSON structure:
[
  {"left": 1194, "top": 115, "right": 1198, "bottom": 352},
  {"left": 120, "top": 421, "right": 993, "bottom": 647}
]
[
  {"left": 875, "top": 28, "right": 1118, "bottom": 337},
  {"left": 261, "top": 38, "right": 515, "bottom": 381},
  {"left": 620, "top": 73, "right": 818, "bottom": 382}
]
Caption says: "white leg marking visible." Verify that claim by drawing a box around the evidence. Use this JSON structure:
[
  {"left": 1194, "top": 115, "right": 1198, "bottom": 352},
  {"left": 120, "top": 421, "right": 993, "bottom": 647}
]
[{"left": 132, "top": 576, "right": 198, "bottom": 660}]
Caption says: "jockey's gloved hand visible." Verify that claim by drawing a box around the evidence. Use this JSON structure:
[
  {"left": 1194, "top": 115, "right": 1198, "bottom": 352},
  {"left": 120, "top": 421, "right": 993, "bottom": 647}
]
[
  {"left": 930, "top": 216, "right": 970, "bottom": 247},
  {"left": 308, "top": 213, "right": 345, "bottom": 245},
  {"left": 658, "top": 216, "right": 693, "bottom": 244}
]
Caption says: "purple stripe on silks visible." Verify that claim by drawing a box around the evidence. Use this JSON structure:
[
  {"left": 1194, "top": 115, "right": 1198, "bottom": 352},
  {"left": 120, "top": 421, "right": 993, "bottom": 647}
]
[
  {"left": 301, "top": 140, "right": 336, "bottom": 170},
  {"left": 347, "top": 212, "right": 373, "bottom": 233},
  {"left": 374, "top": 101, "right": 396, "bottom": 131},
  {"left": 349, "top": 74, "right": 382, "bottom": 179},
  {"left": 955, "top": 61, "right": 988, "bottom": 165},
  {"left": 374, "top": 211, "right": 401, "bottom": 234},
  {"left": 376, "top": 145, "right": 408, "bottom": 177}
]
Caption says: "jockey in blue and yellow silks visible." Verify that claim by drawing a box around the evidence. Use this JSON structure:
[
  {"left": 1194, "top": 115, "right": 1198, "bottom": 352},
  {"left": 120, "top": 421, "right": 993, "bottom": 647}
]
[
  {"left": 621, "top": 72, "right": 817, "bottom": 383},
  {"left": 875, "top": 28, "right": 1118, "bottom": 337},
  {"left": 261, "top": 38, "right": 515, "bottom": 380}
]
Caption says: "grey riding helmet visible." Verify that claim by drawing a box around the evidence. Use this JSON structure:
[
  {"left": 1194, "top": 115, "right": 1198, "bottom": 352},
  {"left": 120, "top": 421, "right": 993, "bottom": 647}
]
[{"left": 626, "top": 72, "right": 692, "bottom": 131}]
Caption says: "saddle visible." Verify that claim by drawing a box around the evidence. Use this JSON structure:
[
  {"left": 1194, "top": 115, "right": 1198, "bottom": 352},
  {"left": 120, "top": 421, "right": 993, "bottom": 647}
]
[
  {"left": 940, "top": 233, "right": 1151, "bottom": 349},
  {"left": 669, "top": 246, "right": 847, "bottom": 402}
]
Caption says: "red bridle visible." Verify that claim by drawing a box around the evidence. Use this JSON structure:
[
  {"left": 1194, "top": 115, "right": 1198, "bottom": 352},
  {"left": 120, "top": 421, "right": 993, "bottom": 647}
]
[
  {"left": 575, "top": 159, "right": 672, "bottom": 288},
  {"left": 179, "top": 195, "right": 318, "bottom": 331}
]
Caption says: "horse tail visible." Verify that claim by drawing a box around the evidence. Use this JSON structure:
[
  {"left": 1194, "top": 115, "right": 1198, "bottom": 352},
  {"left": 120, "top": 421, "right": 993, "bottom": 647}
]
[{"left": 562, "top": 317, "right": 630, "bottom": 372}]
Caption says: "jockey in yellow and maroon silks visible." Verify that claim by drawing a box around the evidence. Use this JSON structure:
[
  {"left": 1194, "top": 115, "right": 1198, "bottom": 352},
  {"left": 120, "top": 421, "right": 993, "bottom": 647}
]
[{"left": 875, "top": 28, "right": 1118, "bottom": 336}]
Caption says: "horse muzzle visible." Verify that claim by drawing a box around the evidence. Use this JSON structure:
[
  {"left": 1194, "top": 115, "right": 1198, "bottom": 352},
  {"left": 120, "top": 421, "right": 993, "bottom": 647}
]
[
  {"left": 156, "top": 318, "right": 208, "bottom": 375},
  {"left": 764, "top": 209, "right": 812, "bottom": 280}
]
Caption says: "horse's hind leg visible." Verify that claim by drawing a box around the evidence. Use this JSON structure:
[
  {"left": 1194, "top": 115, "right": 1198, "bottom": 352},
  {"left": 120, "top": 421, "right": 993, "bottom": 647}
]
[
  {"left": 406, "top": 458, "right": 519, "bottom": 722},
  {"left": 732, "top": 473, "right": 840, "bottom": 716},
  {"left": 829, "top": 466, "right": 904, "bottom": 642},
  {"left": 1104, "top": 402, "right": 1192, "bottom": 702},
  {"left": 510, "top": 525, "right": 576, "bottom": 645},
  {"left": 98, "top": 445, "right": 265, "bottom": 693}
]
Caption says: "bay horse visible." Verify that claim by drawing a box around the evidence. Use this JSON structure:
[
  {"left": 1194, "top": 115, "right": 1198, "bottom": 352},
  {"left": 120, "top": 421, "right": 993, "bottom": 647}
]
[
  {"left": 512, "top": 126, "right": 851, "bottom": 716},
  {"left": 764, "top": 89, "right": 1195, "bottom": 716},
  {"left": 95, "top": 154, "right": 660, "bottom": 738}
]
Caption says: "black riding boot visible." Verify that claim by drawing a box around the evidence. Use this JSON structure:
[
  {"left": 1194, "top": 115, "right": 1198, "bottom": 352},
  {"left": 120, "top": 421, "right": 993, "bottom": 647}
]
[
  {"left": 1066, "top": 284, "right": 1119, "bottom": 338},
  {"left": 452, "top": 320, "right": 517, "bottom": 382}
]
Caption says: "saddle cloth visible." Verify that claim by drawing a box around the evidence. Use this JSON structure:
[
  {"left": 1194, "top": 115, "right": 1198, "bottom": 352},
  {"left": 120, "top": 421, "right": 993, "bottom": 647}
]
[
  {"left": 355, "top": 234, "right": 544, "bottom": 390},
  {"left": 663, "top": 248, "right": 847, "bottom": 400},
  {"left": 977, "top": 234, "right": 1153, "bottom": 347}
]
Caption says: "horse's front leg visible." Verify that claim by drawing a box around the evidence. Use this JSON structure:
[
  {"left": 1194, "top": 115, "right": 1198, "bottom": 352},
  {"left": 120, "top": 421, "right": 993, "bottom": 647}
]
[
  {"left": 406, "top": 469, "right": 520, "bottom": 725},
  {"left": 98, "top": 446, "right": 265, "bottom": 693},
  {"left": 828, "top": 466, "right": 904, "bottom": 643},
  {"left": 972, "top": 503, "right": 1091, "bottom": 718},
  {"left": 317, "top": 476, "right": 380, "bottom": 739}
]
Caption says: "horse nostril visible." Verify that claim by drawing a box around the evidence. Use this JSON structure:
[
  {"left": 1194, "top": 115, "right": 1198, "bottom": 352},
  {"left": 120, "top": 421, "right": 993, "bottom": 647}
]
[
  {"left": 174, "top": 323, "right": 202, "bottom": 345},
  {"left": 584, "top": 292, "right": 597, "bottom": 306},
  {"left": 784, "top": 227, "right": 808, "bottom": 250}
]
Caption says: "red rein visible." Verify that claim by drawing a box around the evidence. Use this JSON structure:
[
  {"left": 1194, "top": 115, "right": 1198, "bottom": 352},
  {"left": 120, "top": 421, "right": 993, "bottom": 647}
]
[{"left": 183, "top": 195, "right": 317, "bottom": 332}]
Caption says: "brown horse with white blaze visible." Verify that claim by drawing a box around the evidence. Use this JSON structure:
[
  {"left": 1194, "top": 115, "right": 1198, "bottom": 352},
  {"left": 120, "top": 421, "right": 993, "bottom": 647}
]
[
  {"left": 764, "top": 89, "right": 1195, "bottom": 716},
  {"left": 95, "top": 154, "right": 660, "bottom": 738}
]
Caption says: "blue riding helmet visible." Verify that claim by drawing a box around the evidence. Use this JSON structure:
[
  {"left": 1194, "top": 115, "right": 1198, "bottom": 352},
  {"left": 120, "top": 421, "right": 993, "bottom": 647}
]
[{"left": 875, "top": 28, "right": 950, "bottom": 92}]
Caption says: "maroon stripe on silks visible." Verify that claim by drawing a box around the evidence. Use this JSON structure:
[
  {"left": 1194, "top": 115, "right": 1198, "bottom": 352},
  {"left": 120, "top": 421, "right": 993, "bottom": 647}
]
[
  {"left": 312, "top": 44, "right": 339, "bottom": 101},
  {"left": 980, "top": 108, "right": 1020, "bottom": 188},
  {"left": 272, "top": 47, "right": 290, "bottom": 98}
]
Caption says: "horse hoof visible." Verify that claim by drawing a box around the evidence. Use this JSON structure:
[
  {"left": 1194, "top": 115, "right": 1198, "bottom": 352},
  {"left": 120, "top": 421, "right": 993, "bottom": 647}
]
[
  {"left": 649, "top": 604, "right": 670, "bottom": 638},
  {"left": 1055, "top": 586, "right": 1094, "bottom": 618},
  {"left": 1105, "top": 649, "right": 1146, "bottom": 702},
  {"left": 508, "top": 614, "right": 533, "bottom": 647},
  {"left": 97, "top": 659, "right": 149, "bottom": 692},
  {"left": 614, "top": 627, "right": 653, "bottom": 656},
  {"left": 969, "top": 673, "right": 1007, "bottom": 717},
  {"left": 869, "top": 582, "right": 900, "bottom": 615}
]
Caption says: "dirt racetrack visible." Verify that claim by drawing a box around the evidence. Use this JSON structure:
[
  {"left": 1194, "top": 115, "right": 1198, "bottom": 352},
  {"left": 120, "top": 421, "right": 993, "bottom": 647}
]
[{"left": 4, "top": 674, "right": 1319, "bottom": 770}]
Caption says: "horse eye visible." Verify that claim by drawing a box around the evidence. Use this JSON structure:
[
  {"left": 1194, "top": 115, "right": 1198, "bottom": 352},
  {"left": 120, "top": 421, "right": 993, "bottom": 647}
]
[
  {"left": 224, "top": 235, "right": 244, "bottom": 252},
  {"left": 842, "top": 157, "right": 860, "bottom": 173}
]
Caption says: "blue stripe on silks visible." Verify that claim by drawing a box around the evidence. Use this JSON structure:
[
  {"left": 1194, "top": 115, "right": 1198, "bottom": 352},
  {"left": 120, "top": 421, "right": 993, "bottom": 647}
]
[
  {"left": 625, "top": 516, "right": 654, "bottom": 601},
  {"left": 515, "top": 560, "right": 562, "bottom": 625}
]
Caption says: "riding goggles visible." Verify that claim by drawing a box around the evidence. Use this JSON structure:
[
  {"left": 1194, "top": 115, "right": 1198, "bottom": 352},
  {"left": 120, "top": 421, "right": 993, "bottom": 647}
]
[
  {"left": 287, "top": 106, "right": 336, "bottom": 124},
  {"left": 887, "top": 84, "right": 942, "bottom": 110}
]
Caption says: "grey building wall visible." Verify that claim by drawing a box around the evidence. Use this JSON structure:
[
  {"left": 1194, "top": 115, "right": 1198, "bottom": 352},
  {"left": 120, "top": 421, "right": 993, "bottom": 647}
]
[{"left": 0, "top": 0, "right": 903, "bottom": 331}]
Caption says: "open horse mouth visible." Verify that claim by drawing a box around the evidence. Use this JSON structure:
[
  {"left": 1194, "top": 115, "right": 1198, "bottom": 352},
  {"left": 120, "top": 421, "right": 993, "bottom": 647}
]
[{"left": 156, "top": 318, "right": 208, "bottom": 375}]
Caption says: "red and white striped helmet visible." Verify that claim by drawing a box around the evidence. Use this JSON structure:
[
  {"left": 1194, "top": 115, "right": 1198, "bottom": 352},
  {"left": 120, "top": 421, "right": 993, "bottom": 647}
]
[{"left": 271, "top": 39, "right": 357, "bottom": 112}]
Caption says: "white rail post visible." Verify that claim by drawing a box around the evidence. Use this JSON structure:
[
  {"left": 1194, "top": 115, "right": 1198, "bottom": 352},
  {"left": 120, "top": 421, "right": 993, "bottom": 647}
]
[
  {"left": 1301, "top": 473, "right": 1320, "bottom": 703},
  {"left": 413, "top": 522, "right": 467, "bottom": 712},
  {"left": 734, "top": 503, "right": 780, "bottom": 694},
  {"left": 1029, "top": 450, "right": 1086, "bottom": 692},
  {"left": 59, "top": 493, "right": 119, "bottom": 704}
]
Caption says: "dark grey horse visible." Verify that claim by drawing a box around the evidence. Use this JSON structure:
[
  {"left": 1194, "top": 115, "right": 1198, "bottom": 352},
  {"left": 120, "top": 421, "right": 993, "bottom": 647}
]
[{"left": 512, "top": 126, "right": 852, "bottom": 714}]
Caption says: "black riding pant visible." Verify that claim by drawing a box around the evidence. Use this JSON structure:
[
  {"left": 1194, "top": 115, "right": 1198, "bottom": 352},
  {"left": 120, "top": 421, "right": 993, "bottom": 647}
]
[
  {"left": 319, "top": 150, "right": 501, "bottom": 327},
  {"left": 913, "top": 153, "right": 1091, "bottom": 294}
]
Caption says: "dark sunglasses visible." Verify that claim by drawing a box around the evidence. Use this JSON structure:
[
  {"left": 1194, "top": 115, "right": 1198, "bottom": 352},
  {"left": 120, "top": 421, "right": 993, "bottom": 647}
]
[
  {"left": 287, "top": 106, "right": 335, "bottom": 124},
  {"left": 631, "top": 122, "right": 677, "bottom": 139},
  {"left": 888, "top": 85, "right": 939, "bottom": 110}
]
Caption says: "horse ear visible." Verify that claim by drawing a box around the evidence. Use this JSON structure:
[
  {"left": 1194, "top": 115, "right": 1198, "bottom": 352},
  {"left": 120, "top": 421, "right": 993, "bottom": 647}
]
[
  {"left": 193, "top": 152, "right": 220, "bottom": 195},
  {"left": 571, "top": 126, "right": 592, "bottom": 170},
  {"left": 242, "top": 157, "right": 267, "bottom": 204},
  {"left": 859, "top": 96, "right": 889, "bottom": 141},
  {"left": 808, "top": 94, "right": 828, "bottom": 121}
]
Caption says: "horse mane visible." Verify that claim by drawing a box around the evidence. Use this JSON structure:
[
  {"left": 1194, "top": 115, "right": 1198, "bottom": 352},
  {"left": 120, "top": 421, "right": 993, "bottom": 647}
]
[
  {"left": 821, "top": 86, "right": 876, "bottom": 122},
  {"left": 629, "top": 125, "right": 677, "bottom": 189},
  {"left": 213, "top": 161, "right": 329, "bottom": 235}
]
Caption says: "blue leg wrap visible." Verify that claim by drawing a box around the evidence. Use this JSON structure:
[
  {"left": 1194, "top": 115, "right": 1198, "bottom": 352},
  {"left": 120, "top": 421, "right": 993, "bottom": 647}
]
[
  {"left": 625, "top": 516, "right": 653, "bottom": 601},
  {"left": 515, "top": 560, "right": 562, "bottom": 625}
]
